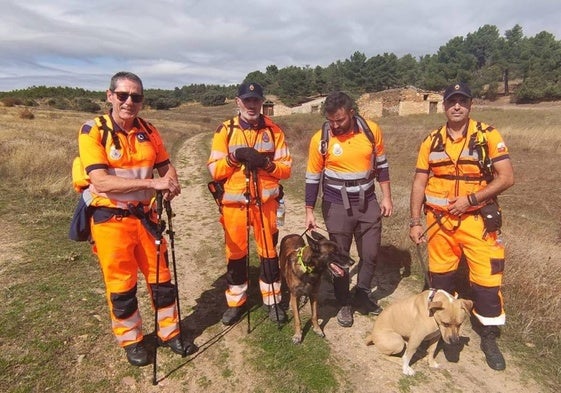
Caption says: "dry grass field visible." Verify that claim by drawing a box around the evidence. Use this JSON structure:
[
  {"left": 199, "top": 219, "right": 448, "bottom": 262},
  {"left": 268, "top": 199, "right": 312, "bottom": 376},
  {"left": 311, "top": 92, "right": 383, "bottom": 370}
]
[{"left": 0, "top": 100, "right": 559, "bottom": 392}]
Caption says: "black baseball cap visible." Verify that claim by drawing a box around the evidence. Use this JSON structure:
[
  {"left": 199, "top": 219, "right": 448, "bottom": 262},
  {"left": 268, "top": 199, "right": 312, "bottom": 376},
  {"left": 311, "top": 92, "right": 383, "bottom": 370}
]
[
  {"left": 237, "top": 82, "right": 264, "bottom": 100},
  {"left": 443, "top": 82, "right": 472, "bottom": 101}
]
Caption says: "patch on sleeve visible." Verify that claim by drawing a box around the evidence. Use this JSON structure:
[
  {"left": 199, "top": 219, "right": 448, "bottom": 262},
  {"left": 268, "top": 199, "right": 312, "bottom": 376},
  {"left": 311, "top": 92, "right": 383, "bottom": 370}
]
[
  {"left": 496, "top": 142, "right": 507, "bottom": 153},
  {"left": 80, "top": 121, "right": 94, "bottom": 134}
]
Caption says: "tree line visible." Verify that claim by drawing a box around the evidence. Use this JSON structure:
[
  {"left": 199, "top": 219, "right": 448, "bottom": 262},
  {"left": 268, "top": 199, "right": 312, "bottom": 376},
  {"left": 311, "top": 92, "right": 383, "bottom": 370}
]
[{"left": 1, "top": 24, "right": 560, "bottom": 110}]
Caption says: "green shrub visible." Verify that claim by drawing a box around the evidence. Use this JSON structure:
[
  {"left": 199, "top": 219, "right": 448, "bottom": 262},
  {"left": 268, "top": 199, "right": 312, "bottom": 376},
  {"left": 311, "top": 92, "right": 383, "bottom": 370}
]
[
  {"left": 47, "top": 97, "right": 72, "bottom": 110},
  {"left": 74, "top": 98, "right": 101, "bottom": 113},
  {"left": 200, "top": 92, "right": 226, "bottom": 106},
  {"left": 145, "top": 97, "right": 181, "bottom": 110}
]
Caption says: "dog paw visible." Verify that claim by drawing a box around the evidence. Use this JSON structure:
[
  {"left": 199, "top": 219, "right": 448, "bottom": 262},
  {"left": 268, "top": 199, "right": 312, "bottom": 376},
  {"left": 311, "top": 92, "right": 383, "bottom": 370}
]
[
  {"left": 403, "top": 366, "right": 416, "bottom": 376},
  {"left": 312, "top": 327, "right": 325, "bottom": 338},
  {"left": 292, "top": 334, "right": 302, "bottom": 344}
]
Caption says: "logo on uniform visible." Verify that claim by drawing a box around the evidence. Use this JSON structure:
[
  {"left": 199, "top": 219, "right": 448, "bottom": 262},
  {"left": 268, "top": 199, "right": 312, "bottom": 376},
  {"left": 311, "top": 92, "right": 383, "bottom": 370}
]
[
  {"left": 454, "top": 84, "right": 461, "bottom": 91},
  {"left": 262, "top": 132, "right": 270, "bottom": 143},
  {"left": 332, "top": 143, "right": 343, "bottom": 156},
  {"left": 497, "top": 142, "right": 507, "bottom": 153},
  {"left": 109, "top": 145, "right": 122, "bottom": 160},
  {"left": 249, "top": 84, "right": 256, "bottom": 91}
]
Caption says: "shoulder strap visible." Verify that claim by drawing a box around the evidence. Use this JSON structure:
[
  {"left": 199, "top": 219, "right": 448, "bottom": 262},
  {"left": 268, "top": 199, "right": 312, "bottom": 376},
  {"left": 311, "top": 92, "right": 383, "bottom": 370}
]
[
  {"left": 96, "top": 115, "right": 121, "bottom": 150},
  {"left": 472, "top": 121, "right": 494, "bottom": 182},
  {"left": 429, "top": 126, "right": 445, "bottom": 153},
  {"left": 320, "top": 121, "right": 330, "bottom": 156},
  {"left": 226, "top": 117, "right": 235, "bottom": 145},
  {"left": 355, "top": 115, "right": 376, "bottom": 145}
]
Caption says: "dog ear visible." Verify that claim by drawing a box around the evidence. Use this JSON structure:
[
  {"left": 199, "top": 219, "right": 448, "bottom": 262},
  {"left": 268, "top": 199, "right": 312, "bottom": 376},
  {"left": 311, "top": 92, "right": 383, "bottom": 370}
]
[
  {"left": 310, "top": 230, "right": 327, "bottom": 241},
  {"left": 428, "top": 301, "right": 443, "bottom": 317},
  {"left": 306, "top": 233, "right": 320, "bottom": 252},
  {"left": 461, "top": 299, "right": 474, "bottom": 314}
]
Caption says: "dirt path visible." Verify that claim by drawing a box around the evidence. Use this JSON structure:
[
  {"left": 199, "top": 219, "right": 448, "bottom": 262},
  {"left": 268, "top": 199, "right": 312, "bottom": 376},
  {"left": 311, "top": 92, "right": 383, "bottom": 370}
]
[{"left": 135, "top": 132, "right": 546, "bottom": 392}]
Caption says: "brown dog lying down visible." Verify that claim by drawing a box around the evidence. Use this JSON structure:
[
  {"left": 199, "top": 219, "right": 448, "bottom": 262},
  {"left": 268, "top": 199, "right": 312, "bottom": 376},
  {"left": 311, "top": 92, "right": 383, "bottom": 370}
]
[
  {"left": 279, "top": 231, "right": 354, "bottom": 344},
  {"left": 365, "top": 289, "right": 473, "bottom": 375}
]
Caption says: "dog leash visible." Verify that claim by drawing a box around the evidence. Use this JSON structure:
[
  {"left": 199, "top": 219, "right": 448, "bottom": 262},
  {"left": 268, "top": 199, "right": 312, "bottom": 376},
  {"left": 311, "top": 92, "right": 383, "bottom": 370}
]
[
  {"left": 413, "top": 211, "right": 448, "bottom": 289},
  {"left": 299, "top": 227, "right": 311, "bottom": 238},
  {"left": 415, "top": 244, "right": 432, "bottom": 289},
  {"left": 299, "top": 225, "right": 330, "bottom": 239}
]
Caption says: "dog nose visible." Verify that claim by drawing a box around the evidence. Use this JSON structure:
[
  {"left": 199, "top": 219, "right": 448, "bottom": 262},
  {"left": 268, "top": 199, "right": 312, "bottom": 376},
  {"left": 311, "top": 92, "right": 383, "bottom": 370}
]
[{"left": 449, "top": 334, "right": 460, "bottom": 344}]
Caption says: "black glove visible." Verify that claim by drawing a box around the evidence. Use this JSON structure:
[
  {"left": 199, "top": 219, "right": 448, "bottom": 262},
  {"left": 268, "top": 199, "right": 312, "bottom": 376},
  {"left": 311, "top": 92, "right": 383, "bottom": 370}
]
[{"left": 234, "top": 147, "right": 268, "bottom": 169}]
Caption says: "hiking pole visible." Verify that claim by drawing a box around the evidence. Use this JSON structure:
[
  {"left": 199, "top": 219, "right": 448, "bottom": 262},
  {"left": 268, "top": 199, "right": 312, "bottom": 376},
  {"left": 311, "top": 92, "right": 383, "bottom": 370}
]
[
  {"left": 251, "top": 168, "right": 281, "bottom": 329},
  {"left": 164, "top": 199, "right": 186, "bottom": 357},
  {"left": 152, "top": 191, "right": 164, "bottom": 385},
  {"left": 244, "top": 166, "right": 252, "bottom": 334}
]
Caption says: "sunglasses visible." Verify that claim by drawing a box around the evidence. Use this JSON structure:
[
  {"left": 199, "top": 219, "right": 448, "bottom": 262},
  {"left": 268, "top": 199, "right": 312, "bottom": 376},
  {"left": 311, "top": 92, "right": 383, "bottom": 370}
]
[{"left": 112, "top": 91, "right": 144, "bottom": 103}]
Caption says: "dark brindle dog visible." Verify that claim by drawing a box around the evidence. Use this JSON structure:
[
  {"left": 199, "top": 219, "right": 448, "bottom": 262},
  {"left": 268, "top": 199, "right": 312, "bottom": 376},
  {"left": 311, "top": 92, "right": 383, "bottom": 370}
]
[{"left": 279, "top": 231, "right": 354, "bottom": 344}]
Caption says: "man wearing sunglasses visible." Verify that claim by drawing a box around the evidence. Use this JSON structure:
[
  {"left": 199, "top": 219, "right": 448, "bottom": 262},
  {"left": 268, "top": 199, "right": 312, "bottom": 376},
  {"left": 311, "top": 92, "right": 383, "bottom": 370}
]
[{"left": 76, "top": 71, "right": 197, "bottom": 366}]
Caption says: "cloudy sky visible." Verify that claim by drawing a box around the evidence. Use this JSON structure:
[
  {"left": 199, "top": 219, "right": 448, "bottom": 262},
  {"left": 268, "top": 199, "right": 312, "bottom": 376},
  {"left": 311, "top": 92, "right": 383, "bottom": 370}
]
[{"left": 1, "top": 0, "right": 560, "bottom": 92}]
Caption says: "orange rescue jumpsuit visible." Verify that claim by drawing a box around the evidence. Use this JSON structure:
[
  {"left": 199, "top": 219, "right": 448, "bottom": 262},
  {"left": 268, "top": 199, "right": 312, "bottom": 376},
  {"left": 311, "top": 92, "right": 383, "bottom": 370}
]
[
  {"left": 78, "top": 113, "right": 180, "bottom": 347},
  {"left": 415, "top": 119, "right": 510, "bottom": 325},
  {"left": 207, "top": 115, "right": 291, "bottom": 307}
]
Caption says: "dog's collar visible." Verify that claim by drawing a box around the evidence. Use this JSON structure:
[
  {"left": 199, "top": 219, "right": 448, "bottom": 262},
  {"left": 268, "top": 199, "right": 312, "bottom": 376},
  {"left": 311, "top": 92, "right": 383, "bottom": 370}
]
[
  {"left": 427, "top": 288, "right": 456, "bottom": 303},
  {"left": 296, "top": 246, "right": 313, "bottom": 273},
  {"left": 428, "top": 288, "right": 438, "bottom": 303}
]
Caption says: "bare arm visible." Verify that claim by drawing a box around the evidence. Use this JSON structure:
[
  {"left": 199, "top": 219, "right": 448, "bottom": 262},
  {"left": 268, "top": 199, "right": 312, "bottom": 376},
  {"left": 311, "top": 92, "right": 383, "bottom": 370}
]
[
  {"left": 378, "top": 181, "right": 393, "bottom": 217},
  {"left": 409, "top": 172, "right": 429, "bottom": 243},
  {"left": 89, "top": 163, "right": 181, "bottom": 200}
]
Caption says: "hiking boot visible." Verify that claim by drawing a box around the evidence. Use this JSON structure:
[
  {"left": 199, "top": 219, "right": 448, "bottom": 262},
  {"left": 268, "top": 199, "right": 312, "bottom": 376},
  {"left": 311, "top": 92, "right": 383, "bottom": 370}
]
[
  {"left": 336, "top": 305, "right": 353, "bottom": 327},
  {"left": 268, "top": 304, "right": 287, "bottom": 323},
  {"left": 159, "top": 335, "right": 199, "bottom": 357},
  {"left": 124, "top": 341, "right": 150, "bottom": 367},
  {"left": 353, "top": 290, "right": 383, "bottom": 316},
  {"left": 480, "top": 326, "right": 506, "bottom": 371},
  {"left": 222, "top": 305, "right": 245, "bottom": 326}
]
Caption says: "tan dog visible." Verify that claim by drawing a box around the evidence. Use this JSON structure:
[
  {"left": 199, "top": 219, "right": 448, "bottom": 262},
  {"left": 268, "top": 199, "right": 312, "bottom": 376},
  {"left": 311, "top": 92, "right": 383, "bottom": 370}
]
[
  {"left": 279, "top": 231, "right": 353, "bottom": 344},
  {"left": 365, "top": 289, "right": 473, "bottom": 375}
]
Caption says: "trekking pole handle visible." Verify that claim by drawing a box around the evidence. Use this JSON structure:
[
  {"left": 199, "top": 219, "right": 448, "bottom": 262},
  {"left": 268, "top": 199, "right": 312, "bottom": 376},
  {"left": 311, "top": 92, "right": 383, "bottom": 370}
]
[{"left": 156, "top": 191, "right": 164, "bottom": 218}]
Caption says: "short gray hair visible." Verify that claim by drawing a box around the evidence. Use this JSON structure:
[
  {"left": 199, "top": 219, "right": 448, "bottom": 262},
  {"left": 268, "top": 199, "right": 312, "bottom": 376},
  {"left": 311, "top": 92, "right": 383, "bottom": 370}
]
[{"left": 109, "top": 71, "right": 144, "bottom": 93}]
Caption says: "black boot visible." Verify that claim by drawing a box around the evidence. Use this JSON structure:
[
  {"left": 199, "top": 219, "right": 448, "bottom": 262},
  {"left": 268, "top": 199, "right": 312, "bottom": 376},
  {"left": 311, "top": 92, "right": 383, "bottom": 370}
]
[
  {"left": 336, "top": 305, "right": 353, "bottom": 327},
  {"left": 159, "top": 335, "right": 199, "bottom": 357},
  {"left": 353, "top": 290, "right": 383, "bottom": 316},
  {"left": 480, "top": 325, "right": 506, "bottom": 371},
  {"left": 222, "top": 305, "right": 245, "bottom": 326},
  {"left": 124, "top": 341, "right": 150, "bottom": 367}
]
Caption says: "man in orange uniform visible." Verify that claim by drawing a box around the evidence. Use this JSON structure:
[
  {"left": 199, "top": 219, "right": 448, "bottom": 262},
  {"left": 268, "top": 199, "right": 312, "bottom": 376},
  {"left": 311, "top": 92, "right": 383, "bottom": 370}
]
[
  {"left": 78, "top": 71, "right": 197, "bottom": 366},
  {"left": 409, "top": 82, "right": 514, "bottom": 371},
  {"left": 305, "top": 91, "right": 393, "bottom": 328},
  {"left": 207, "top": 82, "right": 292, "bottom": 325}
]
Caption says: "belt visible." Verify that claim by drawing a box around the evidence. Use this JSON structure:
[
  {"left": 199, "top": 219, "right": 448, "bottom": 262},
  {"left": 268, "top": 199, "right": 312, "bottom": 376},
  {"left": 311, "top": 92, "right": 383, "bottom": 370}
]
[
  {"left": 93, "top": 206, "right": 132, "bottom": 217},
  {"left": 424, "top": 205, "right": 480, "bottom": 216},
  {"left": 323, "top": 175, "right": 375, "bottom": 188},
  {"left": 323, "top": 175, "right": 375, "bottom": 211}
]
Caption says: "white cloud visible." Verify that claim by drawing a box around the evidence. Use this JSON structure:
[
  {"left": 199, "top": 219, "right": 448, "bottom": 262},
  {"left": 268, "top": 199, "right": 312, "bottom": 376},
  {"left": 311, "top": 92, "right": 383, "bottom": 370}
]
[{"left": 1, "top": 0, "right": 560, "bottom": 91}]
